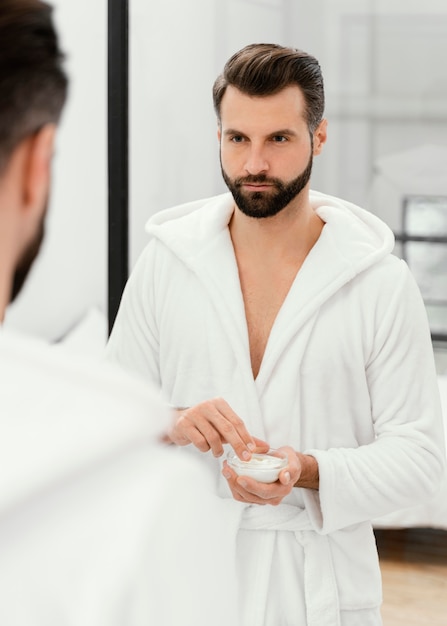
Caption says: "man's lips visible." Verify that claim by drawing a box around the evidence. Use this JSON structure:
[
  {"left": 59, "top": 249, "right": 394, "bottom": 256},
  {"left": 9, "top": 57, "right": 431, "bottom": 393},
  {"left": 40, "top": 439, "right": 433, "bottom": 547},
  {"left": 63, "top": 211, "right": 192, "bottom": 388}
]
[{"left": 242, "top": 183, "right": 274, "bottom": 191}]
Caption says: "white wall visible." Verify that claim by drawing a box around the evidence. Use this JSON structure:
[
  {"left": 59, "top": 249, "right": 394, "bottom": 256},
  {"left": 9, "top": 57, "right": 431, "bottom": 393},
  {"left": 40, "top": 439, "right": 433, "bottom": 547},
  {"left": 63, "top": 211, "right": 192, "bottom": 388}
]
[
  {"left": 290, "top": 0, "right": 447, "bottom": 212},
  {"left": 5, "top": 0, "right": 447, "bottom": 342}
]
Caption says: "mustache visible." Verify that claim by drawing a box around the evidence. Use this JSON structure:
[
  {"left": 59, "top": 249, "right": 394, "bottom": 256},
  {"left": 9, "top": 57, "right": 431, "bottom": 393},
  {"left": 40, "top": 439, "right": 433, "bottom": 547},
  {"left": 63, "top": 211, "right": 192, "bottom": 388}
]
[{"left": 234, "top": 174, "right": 284, "bottom": 187}]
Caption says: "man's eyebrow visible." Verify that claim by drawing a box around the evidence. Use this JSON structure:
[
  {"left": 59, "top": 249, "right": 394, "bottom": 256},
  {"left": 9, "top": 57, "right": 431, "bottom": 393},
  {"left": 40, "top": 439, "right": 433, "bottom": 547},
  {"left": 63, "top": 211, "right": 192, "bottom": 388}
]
[
  {"left": 222, "top": 128, "right": 298, "bottom": 137},
  {"left": 267, "top": 128, "right": 297, "bottom": 137},
  {"left": 222, "top": 128, "right": 244, "bottom": 136}
]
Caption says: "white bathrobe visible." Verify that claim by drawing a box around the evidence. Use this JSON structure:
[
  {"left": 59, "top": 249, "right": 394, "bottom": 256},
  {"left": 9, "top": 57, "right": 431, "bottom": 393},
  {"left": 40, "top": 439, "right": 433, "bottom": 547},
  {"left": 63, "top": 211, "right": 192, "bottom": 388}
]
[
  {"left": 0, "top": 329, "right": 240, "bottom": 626},
  {"left": 107, "top": 190, "right": 446, "bottom": 626}
]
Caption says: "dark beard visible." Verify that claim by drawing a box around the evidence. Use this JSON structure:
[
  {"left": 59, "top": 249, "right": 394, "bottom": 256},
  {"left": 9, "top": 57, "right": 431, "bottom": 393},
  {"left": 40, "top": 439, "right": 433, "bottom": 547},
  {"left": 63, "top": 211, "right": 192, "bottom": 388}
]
[
  {"left": 11, "top": 215, "right": 45, "bottom": 302},
  {"left": 221, "top": 153, "right": 313, "bottom": 219}
]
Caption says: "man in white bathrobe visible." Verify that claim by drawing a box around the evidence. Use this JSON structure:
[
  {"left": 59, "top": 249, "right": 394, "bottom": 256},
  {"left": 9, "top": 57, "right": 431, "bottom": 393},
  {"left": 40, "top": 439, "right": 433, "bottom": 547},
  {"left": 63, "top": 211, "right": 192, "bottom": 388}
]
[
  {"left": 0, "top": 2, "right": 239, "bottom": 624},
  {"left": 106, "top": 44, "right": 446, "bottom": 625}
]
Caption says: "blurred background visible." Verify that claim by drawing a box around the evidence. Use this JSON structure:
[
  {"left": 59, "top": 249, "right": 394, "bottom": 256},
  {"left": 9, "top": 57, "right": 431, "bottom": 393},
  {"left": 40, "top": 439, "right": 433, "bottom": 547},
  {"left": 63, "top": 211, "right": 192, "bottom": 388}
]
[{"left": 4, "top": 0, "right": 447, "bottom": 370}]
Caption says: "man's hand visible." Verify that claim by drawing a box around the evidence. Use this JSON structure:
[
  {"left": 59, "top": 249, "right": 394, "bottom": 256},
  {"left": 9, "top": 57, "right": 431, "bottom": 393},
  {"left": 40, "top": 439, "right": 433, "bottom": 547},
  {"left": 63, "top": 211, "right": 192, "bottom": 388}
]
[
  {"left": 222, "top": 446, "right": 319, "bottom": 505},
  {"left": 168, "top": 397, "right": 268, "bottom": 461}
]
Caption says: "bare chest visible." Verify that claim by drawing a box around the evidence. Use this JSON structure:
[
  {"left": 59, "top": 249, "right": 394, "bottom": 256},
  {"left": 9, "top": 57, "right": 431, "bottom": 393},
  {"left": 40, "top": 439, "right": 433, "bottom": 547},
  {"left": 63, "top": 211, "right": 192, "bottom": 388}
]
[{"left": 238, "top": 264, "right": 300, "bottom": 379}]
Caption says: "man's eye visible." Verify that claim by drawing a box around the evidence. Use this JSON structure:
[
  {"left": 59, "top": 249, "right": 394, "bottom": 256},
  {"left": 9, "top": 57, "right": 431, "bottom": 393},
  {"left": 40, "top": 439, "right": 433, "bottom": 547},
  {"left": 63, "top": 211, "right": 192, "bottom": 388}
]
[
  {"left": 231, "top": 136, "right": 244, "bottom": 143},
  {"left": 272, "top": 135, "right": 287, "bottom": 142}
]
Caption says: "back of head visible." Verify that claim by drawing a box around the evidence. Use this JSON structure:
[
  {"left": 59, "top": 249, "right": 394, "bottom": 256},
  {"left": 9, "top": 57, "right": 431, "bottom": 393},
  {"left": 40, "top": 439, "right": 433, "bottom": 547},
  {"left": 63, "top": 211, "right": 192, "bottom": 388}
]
[
  {"left": 0, "top": 0, "right": 68, "bottom": 176},
  {"left": 213, "top": 43, "right": 325, "bottom": 134}
]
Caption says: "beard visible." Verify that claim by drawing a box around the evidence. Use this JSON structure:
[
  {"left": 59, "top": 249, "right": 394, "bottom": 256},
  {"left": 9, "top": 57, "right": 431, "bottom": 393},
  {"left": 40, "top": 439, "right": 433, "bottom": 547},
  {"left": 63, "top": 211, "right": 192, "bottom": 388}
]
[
  {"left": 10, "top": 209, "right": 46, "bottom": 303},
  {"left": 221, "top": 152, "right": 313, "bottom": 219}
]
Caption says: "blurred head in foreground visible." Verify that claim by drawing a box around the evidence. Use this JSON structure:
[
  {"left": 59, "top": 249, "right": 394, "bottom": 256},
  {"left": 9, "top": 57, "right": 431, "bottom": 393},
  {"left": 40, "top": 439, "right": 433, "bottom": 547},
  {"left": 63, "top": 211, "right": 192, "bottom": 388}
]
[{"left": 0, "top": 0, "right": 67, "bottom": 316}]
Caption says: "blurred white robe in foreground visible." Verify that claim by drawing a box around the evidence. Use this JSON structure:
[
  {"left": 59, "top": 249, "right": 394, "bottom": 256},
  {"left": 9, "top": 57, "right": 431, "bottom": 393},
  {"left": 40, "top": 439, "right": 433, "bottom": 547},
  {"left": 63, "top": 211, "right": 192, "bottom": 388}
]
[{"left": 0, "top": 329, "right": 240, "bottom": 626}]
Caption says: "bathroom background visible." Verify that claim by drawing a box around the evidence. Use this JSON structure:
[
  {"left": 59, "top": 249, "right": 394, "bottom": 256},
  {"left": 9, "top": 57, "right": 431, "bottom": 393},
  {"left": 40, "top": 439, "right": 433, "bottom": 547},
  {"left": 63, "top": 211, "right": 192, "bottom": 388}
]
[{"left": 5, "top": 0, "right": 447, "bottom": 369}]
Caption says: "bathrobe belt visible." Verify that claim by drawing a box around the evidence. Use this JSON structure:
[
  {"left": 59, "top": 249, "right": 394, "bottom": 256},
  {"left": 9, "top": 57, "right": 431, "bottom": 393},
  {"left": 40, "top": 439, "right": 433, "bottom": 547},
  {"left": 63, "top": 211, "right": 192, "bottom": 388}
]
[{"left": 240, "top": 504, "right": 341, "bottom": 626}]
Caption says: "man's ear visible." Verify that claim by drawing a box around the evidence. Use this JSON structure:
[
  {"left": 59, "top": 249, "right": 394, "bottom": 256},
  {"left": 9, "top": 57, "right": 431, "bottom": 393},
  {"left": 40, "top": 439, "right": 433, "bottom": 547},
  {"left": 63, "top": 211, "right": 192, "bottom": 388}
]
[
  {"left": 23, "top": 124, "right": 56, "bottom": 215},
  {"left": 312, "top": 118, "right": 327, "bottom": 156},
  {"left": 217, "top": 125, "right": 222, "bottom": 143}
]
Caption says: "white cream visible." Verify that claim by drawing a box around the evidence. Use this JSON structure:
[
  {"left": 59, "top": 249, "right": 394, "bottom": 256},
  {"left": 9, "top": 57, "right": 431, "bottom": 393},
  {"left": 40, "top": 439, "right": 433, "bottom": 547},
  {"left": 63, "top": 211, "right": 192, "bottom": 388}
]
[
  {"left": 226, "top": 450, "right": 288, "bottom": 483},
  {"left": 241, "top": 454, "right": 282, "bottom": 468}
]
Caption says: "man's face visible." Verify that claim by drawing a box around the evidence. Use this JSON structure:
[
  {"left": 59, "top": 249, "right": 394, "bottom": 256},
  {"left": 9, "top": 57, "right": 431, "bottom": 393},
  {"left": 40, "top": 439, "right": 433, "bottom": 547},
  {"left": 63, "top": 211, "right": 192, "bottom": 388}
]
[
  {"left": 11, "top": 201, "right": 47, "bottom": 302},
  {"left": 218, "top": 85, "right": 315, "bottom": 219}
]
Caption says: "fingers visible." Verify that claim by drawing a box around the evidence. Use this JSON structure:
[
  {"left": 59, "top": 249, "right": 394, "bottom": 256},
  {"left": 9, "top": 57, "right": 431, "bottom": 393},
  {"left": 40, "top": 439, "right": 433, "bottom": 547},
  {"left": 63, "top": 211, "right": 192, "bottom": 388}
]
[
  {"left": 180, "top": 412, "right": 223, "bottom": 454},
  {"left": 170, "top": 398, "right": 256, "bottom": 459},
  {"left": 252, "top": 437, "right": 270, "bottom": 453},
  {"left": 209, "top": 398, "right": 256, "bottom": 459},
  {"left": 237, "top": 475, "right": 292, "bottom": 505},
  {"left": 222, "top": 461, "right": 293, "bottom": 506},
  {"left": 276, "top": 446, "right": 301, "bottom": 485},
  {"left": 222, "top": 447, "right": 302, "bottom": 506}
]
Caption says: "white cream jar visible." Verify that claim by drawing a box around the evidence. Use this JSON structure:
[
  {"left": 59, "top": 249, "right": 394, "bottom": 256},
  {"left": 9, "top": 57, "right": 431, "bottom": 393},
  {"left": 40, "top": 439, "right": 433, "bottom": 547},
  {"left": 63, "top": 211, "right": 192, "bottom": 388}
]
[{"left": 226, "top": 449, "right": 288, "bottom": 483}]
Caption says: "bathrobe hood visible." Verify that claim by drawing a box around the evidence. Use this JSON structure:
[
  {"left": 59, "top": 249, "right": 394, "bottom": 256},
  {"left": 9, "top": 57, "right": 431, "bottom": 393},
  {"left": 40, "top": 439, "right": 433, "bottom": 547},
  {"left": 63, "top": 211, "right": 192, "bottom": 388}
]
[{"left": 145, "top": 190, "right": 395, "bottom": 309}]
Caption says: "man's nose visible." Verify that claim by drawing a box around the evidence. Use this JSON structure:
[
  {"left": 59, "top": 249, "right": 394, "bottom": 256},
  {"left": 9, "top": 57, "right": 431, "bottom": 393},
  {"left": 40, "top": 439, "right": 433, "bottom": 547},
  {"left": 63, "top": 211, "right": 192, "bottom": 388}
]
[{"left": 244, "top": 145, "right": 269, "bottom": 175}]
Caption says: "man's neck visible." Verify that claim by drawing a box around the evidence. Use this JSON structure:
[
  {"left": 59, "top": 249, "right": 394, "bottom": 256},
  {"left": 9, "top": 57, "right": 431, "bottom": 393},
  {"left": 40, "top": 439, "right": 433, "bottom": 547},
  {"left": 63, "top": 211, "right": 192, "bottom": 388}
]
[
  {"left": 0, "top": 213, "right": 16, "bottom": 322},
  {"left": 0, "top": 272, "right": 11, "bottom": 322},
  {"left": 229, "top": 195, "right": 324, "bottom": 263}
]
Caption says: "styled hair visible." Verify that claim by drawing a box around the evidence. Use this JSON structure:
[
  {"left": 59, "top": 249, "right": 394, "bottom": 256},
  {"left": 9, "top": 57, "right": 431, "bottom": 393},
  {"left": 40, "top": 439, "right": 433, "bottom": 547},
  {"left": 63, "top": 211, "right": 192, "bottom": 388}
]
[
  {"left": 0, "top": 0, "right": 68, "bottom": 174},
  {"left": 213, "top": 43, "right": 325, "bottom": 133}
]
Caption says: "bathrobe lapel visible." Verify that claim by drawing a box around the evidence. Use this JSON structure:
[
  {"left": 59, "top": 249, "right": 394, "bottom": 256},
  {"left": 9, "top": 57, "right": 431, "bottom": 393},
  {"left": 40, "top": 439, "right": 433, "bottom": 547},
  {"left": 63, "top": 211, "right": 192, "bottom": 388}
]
[
  {"left": 187, "top": 226, "right": 266, "bottom": 428},
  {"left": 255, "top": 190, "right": 392, "bottom": 394},
  {"left": 192, "top": 228, "right": 250, "bottom": 376}
]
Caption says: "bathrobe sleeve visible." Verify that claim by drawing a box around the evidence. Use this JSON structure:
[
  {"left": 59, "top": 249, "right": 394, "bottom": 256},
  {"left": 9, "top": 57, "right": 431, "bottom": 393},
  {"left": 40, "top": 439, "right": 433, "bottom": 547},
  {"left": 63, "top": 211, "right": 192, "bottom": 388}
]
[
  {"left": 106, "top": 243, "right": 161, "bottom": 387},
  {"left": 303, "top": 261, "right": 446, "bottom": 534}
]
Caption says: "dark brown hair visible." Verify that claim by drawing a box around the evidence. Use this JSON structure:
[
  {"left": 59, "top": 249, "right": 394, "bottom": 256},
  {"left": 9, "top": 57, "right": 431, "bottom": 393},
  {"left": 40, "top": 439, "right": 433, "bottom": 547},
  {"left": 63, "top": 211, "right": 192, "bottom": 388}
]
[
  {"left": 213, "top": 43, "right": 325, "bottom": 133},
  {"left": 0, "top": 0, "right": 68, "bottom": 174}
]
